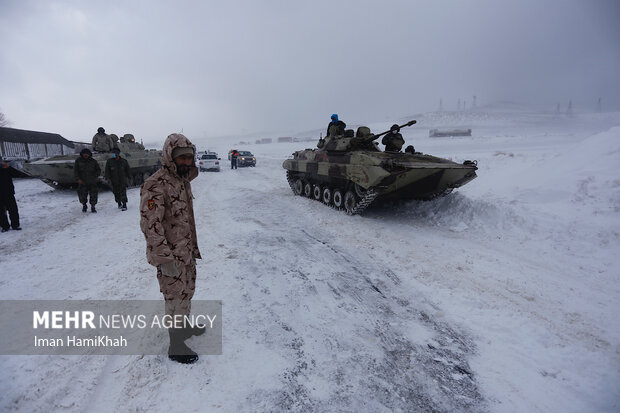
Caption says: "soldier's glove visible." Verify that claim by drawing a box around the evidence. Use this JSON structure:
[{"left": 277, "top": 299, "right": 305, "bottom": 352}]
[{"left": 159, "top": 261, "right": 180, "bottom": 278}]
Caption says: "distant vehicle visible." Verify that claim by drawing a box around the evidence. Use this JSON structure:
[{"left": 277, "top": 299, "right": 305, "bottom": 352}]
[
  {"left": 197, "top": 152, "right": 220, "bottom": 172},
  {"left": 429, "top": 128, "right": 472, "bottom": 137},
  {"left": 237, "top": 151, "right": 256, "bottom": 167}
]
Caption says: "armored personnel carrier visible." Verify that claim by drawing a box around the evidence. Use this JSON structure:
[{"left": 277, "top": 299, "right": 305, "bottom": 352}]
[
  {"left": 282, "top": 120, "right": 478, "bottom": 215},
  {"left": 21, "top": 134, "right": 162, "bottom": 189}
]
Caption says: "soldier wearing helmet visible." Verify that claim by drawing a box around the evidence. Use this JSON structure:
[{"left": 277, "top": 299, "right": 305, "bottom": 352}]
[
  {"left": 382, "top": 124, "right": 405, "bottom": 152},
  {"left": 92, "top": 127, "right": 115, "bottom": 152}
]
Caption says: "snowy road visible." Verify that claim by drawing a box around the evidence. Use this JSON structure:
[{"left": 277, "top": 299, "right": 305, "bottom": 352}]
[{"left": 1, "top": 109, "right": 619, "bottom": 412}]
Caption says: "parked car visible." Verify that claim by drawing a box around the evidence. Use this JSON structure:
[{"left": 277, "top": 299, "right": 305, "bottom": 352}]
[
  {"left": 197, "top": 152, "right": 221, "bottom": 172},
  {"left": 237, "top": 151, "right": 256, "bottom": 167}
]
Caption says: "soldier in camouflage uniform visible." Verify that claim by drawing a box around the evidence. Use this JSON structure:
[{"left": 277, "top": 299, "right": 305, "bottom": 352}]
[
  {"left": 105, "top": 147, "right": 130, "bottom": 210},
  {"left": 139, "top": 133, "right": 204, "bottom": 364},
  {"left": 92, "top": 127, "right": 115, "bottom": 152},
  {"left": 74, "top": 148, "right": 101, "bottom": 213},
  {"left": 382, "top": 124, "right": 405, "bottom": 152}
]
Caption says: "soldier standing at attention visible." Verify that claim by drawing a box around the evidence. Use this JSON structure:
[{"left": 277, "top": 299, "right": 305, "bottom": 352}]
[
  {"left": 139, "top": 133, "right": 204, "bottom": 364},
  {"left": 74, "top": 148, "right": 101, "bottom": 213},
  {"left": 92, "top": 127, "right": 114, "bottom": 152},
  {"left": 382, "top": 124, "right": 405, "bottom": 152},
  {"left": 105, "top": 147, "right": 131, "bottom": 210},
  {"left": 0, "top": 158, "right": 21, "bottom": 232}
]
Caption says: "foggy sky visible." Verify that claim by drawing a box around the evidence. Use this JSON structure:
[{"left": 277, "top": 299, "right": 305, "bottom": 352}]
[{"left": 1, "top": 0, "right": 619, "bottom": 146}]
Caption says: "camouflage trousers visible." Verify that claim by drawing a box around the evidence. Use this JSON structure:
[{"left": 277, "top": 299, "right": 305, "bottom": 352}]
[
  {"left": 157, "top": 261, "right": 197, "bottom": 316},
  {"left": 77, "top": 183, "right": 98, "bottom": 205},
  {"left": 111, "top": 184, "right": 128, "bottom": 203}
]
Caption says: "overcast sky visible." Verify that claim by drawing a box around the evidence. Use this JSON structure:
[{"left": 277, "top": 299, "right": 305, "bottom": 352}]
[{"left": 1, "top": 0, "right": 619, "bottom": 146}]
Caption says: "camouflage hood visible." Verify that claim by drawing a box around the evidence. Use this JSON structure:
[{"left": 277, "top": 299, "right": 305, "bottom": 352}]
[{"left": 161, "top": 133, "right": 198, "bottom": 181}]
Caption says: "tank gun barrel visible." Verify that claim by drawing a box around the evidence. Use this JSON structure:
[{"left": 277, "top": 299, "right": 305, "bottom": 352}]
[
  {"left": 358, "top": 120, "right": 417, "bottom": 142},
  {"left": 372, "top": 120, "right": 417, "bottom": 140}
]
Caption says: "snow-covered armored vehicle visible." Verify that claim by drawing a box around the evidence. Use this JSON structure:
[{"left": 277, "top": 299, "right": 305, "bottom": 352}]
[
  {"left": 21, "top": 134, "right": 163, "bottom": 189},
  {"left": 282, "top": 120, "right": 478, "bottom": 215}
]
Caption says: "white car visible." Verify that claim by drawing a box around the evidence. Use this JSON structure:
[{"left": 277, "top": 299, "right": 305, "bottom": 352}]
[{"left": 197, "top": 152, "right": 221, "bottom": 172}]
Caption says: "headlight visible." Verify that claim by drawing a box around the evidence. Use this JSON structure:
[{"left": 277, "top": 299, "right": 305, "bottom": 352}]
[{"left": 241, "top": 157, "right": 245, "bottom": 160}]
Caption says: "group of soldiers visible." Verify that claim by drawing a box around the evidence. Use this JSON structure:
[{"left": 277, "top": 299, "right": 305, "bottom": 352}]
[
  {"left": 74, "top": 127, "right": 131, "bottom": 213},
  {"left": 319, "top": 114, "right": 415, "bottom": 153}
]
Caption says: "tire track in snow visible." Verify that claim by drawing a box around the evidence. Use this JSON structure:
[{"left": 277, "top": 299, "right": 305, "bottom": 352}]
[{"left": 216, "top": 182, "right": 486, "bottom": 412}]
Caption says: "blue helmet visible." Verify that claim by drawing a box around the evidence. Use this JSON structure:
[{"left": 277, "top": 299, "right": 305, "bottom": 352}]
[{"left": 331, "top": 114, "right": 338, "bottom": 122}]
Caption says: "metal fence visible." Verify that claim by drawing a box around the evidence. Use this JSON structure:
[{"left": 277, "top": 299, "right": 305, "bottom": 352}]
[{"left": 0, "top": 141, "right": 73, "bottom": 160}]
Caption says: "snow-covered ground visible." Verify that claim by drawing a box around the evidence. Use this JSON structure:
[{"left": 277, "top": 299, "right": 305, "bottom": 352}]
[{"left": 1, "top": 107, "right": 619, "bottom": 412}]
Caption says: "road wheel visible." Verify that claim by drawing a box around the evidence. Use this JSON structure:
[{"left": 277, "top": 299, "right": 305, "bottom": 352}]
[
  {"left": 333, "top": 189, "right": 343, "bottom": 208},
  {"left": 344, "top": 190, "right": 358, "bottom": 215},
  {"left": 303, "top": 182, "right": 312, "bottom": 197},
  {"left": 322, "top": 187, "right": 332, "bottom": 204},
  {"left": 313, "top": 185, "right": 322, "bottom": 200},
  {"left": 294, "top": 178, "right": 303, "bottom": 195}
]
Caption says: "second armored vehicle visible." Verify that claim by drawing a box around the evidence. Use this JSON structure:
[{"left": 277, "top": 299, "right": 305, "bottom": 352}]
[
  {"left": 282, "top": 121, "right": 478, "bottom": 215},
  {"left": 22, "top": 134, "right": 163, "bottom": 189}
]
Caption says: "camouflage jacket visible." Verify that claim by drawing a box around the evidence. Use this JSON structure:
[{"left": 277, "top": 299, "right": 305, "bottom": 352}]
[
  {"left": 92, "top": 133, "right": 114, "bottom": 152},
  {"left": 139, "top": 133, "right": 201, "bottom": 267},
  {"left": 105, "top": 156, "right": 130, "bottom": 186},
  {"left": 74, "top": 156, "right": 101, "bottom": 184}
]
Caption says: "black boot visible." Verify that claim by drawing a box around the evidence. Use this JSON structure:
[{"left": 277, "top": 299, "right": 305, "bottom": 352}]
[
  {"left": 91, "top": 205, "right": 97, "bottom": 213},
  {"left": 118, "top": 202, "right": 122, "bottom": 209},
  {"left": 168, "top": 328, "right": 198, "bottom": 364},
  {"left": 121, "top": 202, "right": 127, "bottom": 211},
  {"left": 180, "top": 324, "right": 206, "bottom": 340},
  {"left": 82, "top": 204, "right": 88, "bottom": 213}
]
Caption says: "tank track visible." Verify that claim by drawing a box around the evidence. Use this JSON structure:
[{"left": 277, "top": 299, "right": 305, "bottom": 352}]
[
  {"left": 286, "top": 171, "right": 379, "bottom": 215},
  {"left": 286, "top": 171, "right": 296, "bottom": 193},
  {"left": 347, "top": 188, "right": 378, "bottom": 215}
]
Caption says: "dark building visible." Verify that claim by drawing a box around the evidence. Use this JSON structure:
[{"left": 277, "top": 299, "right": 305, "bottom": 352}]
[{"left": 0, "top": 127, "right": 75, "bottom": 161}]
